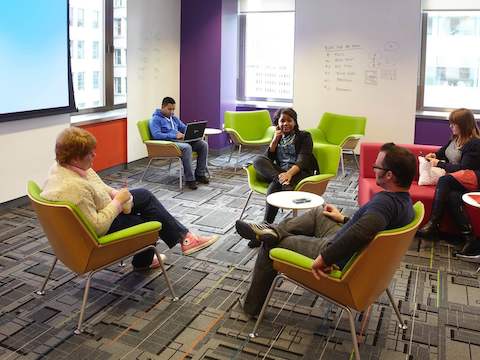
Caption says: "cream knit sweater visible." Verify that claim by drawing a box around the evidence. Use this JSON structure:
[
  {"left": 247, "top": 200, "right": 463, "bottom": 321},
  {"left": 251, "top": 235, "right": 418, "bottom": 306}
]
[{"left": 41, "top": 163, "right": 121, "bottom": 236}]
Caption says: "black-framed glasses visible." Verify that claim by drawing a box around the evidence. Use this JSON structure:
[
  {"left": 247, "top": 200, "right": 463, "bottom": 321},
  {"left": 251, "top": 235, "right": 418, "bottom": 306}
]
[{"left": 372, "top": 165, "right": 391, "bottom": 172}]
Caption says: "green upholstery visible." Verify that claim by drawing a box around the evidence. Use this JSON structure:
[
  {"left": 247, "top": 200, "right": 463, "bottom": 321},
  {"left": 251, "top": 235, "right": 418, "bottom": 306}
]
[
  {"left": 27, "top": 181, "right": 161, "bottom": 245},
  {"left": 269, "top": 202, "right": 424, "bottom": 280},
  {"left": 309, "top": 112, "right": 366, "bottom": 147},
  {"left": 224, "top": 110, "right": 275, "bottom": 145},
  {"left": 137, "top": 119, "right": 179, "bottom": 147}
]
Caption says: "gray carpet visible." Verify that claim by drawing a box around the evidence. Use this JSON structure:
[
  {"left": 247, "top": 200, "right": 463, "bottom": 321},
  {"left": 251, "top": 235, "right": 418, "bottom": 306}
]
[{"left": 0, "top": 150, "right": 479, "bottom": 359}]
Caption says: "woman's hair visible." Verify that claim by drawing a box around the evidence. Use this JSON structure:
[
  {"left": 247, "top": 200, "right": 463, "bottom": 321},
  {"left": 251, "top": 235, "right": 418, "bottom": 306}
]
[
  {"left": 273, "top": 107, "right": 299, "bottom": 132},
  {"left": 55, "top": 127, "right": 97, "bottom": 166},
  {"left": 449, "top": 108, "right": 480, "bottom": 146}
]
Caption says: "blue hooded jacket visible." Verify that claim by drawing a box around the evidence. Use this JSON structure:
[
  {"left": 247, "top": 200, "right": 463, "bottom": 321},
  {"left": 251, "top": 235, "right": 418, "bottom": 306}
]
[{"left": 149, "top": 109, "right": 187, "bottom": 141}]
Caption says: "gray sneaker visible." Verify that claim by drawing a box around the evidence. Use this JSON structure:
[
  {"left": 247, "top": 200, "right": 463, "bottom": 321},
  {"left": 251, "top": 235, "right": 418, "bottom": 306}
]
[{"left": 235, "top": 220, "right": 278, "bottom": 246}]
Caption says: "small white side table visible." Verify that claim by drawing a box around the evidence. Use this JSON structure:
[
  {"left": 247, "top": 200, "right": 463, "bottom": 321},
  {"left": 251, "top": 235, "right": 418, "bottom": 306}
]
[
  {"left": 266, "top": 191, "right": 324, "bottom": 217},
  {"left": 204, "top": 128, "right": 223, "bottom": 170}
]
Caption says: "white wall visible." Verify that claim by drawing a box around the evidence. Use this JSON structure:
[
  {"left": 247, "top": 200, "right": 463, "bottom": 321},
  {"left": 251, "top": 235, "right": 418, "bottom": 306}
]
[
  {"left": 0, "top": 115, "right": 69, "bottom": 202},
  {"left": 423, "top": 0, "right": 480, "bottom": 9},
  {"left": 293, "top": 0, "right": 421, "bottom": 146},
  {"left": 127, "top": 0, "right": 180, "bottom": 162}
]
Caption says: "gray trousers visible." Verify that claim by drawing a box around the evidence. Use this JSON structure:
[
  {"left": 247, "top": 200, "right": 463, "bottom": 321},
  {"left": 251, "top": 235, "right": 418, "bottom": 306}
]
[
  {"left": 175, "top": 140, "right": 208, "bottom": 181},
  {"left": 243, "top": 206, "right": 341, "bottom": 316}
]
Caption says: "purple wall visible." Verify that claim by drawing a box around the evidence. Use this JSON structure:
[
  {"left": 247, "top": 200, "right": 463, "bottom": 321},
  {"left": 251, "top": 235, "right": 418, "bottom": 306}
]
[
  {"left": 414, "top": 116, "right": 451, "bottom": 146},
  {"left": 180, "top": 0, "right": 237, "bottom": 150}
]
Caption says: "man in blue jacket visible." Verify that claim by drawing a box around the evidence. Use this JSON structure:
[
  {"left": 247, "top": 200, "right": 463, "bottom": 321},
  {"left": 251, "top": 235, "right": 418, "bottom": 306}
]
[{"left": 149, "top": 97, "right": 209, "bottom": 190}]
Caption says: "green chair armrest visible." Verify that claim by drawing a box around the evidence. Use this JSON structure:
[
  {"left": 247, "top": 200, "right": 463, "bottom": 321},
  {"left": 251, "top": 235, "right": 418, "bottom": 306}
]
[
  {"left": 269, "top": 248, "right": 344, "bottom": 279},
  {"left": 98, "top": 221, "right": 162, "bottom": 245},
  {"left": 244, "top": 164, "right": 269, "bottom": 194},
  {"left": 225, "top": 127, "right": 273, "bottom": 145},
  {"left": 295, "top": 173, "right": 334, "bottom": 189},
  {"left": 264, "top": 125, "right": 276, "bottom": 139}
]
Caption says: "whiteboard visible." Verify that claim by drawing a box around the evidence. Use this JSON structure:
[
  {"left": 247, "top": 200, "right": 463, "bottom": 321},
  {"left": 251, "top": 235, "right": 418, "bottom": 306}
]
[{"left": 293, "top": 0, "right": 421, "bottom": 146}]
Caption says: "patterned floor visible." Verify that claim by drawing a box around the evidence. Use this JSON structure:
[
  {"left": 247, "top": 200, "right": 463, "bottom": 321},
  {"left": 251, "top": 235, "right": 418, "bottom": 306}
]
[{"left": 0, "top": 150, "right": 480, "bottom": 359}]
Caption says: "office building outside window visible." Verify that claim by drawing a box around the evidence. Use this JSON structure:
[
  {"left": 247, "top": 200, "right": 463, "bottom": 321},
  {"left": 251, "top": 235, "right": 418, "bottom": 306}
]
[
  {"left": 78, "top": 72, "right": 85, "bottom": 90},
  {"left": 238, "top": 11, "right": 295, "bottom": 102},
  {"left": 69, "top": 0, "right": 127, "bottom": 112},
  {"left": 422, "top": 11, "right": 480, "bottom": 110},
  {"left": 113, "top": 1, "right": 127, "bottom": 104}
]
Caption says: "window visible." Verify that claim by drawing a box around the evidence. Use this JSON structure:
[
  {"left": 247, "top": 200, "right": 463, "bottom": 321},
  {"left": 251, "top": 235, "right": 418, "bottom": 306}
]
[
  {"left": 77, "top": 72, "right": 85, "bottom": 90},
  {"left": 92, "top": 10, "right": 99, "bottom": 28},
  {"left": 70, "top": 0, "right": 128, "bottom": 112},
  {"left": 93, "top": 71, "right": 100, "bottom": 89},
  {"left": 114, "top": 0, "right": 124, "bottom": 7},
  {"left": 420, "top": 11, "right": 480, "bottom": 110},
  {"left": 77, "top": 40, "right": 84, "bottom": 59},
  {"left": 114, "top": 77, "right": 122, "bottom": 94},
  {"left": 69, "top": 7, "right": 73, "bottom": 25},
  {"left": 92, "top": 41, "right": 99, "bottom": 59},
  {"left": 114, "top": 48, "right": 122, "bottom": 65},
  {"left": 77, "top": 8, "right": 84, "bottom": 27},
  {"left": 238, "top": 11, "right": 295, "bottom": 102},
  {"left": 114, "top": 18, "right": 122, "bottom": 36}
]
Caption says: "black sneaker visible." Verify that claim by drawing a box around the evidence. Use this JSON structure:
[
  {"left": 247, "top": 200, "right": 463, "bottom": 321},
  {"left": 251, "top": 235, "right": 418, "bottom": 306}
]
[
  {"left": 186, "top": 181, "right": 198, "bottom": 190},
  {"left": 235, "top": 220, "right": 278, "bottom": 246},
  {"left": 196, "top": 175, "right": 210, "bottom": 184}
]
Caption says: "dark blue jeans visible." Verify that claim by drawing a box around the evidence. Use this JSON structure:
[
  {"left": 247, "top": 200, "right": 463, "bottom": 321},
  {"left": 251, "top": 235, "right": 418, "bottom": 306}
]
[{"left": 107, "top": 188, "right": 188, "bottom": 268}]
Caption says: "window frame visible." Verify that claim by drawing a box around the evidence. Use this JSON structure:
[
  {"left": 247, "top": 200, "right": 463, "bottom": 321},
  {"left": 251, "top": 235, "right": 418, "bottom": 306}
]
[
  {"left": 417, "top": 10, "right": 480, "bottom": 113},
  {"left": 72, "top": 0, "right": 126, "bottom": 115},
  {"left": 237, "top": 11, "right": 295, "bottom": 103}
]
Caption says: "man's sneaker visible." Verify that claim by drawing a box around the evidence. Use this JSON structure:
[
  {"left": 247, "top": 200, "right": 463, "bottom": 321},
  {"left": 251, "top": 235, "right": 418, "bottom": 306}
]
[
  {"left": 181, "top": 232, "right": 219, "bottom": 255},
  {"left": 186, "top": 181, "right": 198, "bottom": 190},
  {"left": 235, "top": 220, "right": 278, "bottom": 247},
  {"left": 196, "top": 175, "right": 210, "bottom": 184}
]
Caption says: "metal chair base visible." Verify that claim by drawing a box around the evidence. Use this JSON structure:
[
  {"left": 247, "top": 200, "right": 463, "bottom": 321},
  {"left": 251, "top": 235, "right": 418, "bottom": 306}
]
[
  {"left": 249, "top": 274, "right": 409, "bottom": 360},
  {"left": 35, "top": 245, "right": 177, "bottom": 335}
]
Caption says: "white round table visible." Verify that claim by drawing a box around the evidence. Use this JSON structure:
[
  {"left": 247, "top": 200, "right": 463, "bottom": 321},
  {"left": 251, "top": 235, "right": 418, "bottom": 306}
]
[
  {"left": 204, "top": 128, "right": 223, "bottom": 170},
  {"left": 266, "top": 191, "right": 324, "bottom": 217},
  {"left": 462, "top": 192, "right": 480, "bottom": 208}
]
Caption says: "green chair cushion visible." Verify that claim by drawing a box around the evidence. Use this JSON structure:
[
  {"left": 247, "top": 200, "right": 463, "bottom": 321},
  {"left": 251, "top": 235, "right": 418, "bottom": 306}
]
[
  {"left": 224, "top": 110, "right": 274, "bottom": 143},
  {"left": 317, "top": 112, "right": 366, "bottom": 146},
  {"left": 137, "top": 119, "right": 152, "bottom": 142},
  {"left": 98, "top": 221, "right": 161, "bottom": 244},
  {"left": 245, "top": 164, "right": 269, "bottom": 195}
]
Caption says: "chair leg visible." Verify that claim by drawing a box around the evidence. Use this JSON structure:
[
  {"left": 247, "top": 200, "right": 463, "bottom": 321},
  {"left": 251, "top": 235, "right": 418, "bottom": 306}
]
[
  {"left": 385, "top": 288, "right": 408, "bottom": 330},
  {"left": 141, "top": 158, "right": 154, "bottom": 182},
  {"left": 340, "top": 152, "right": 345, "bottom": 176},
  {"left": 352, "top": 151, "right": 359, "bottom": 169},
  {"left": 74, "top": 272, "right": 94, "bottom": 335},
  {"left": 153, "top": 248, "right": 179, "bottom": 302},
  {"left": 168, "top": 160, "right": 172, "bottom": 173},
  {"left": 417, "top": 236, "right": 422, "bottom": 252},
  {"left": 345, "top": 307, "right": 361, "bottom": 360},
  {"left": 228, "top": 144, "right": 234, "bottom": 163},
  {"left": 36, "top": 257, "right": 58, "bottom": 295},
  {"left": 178, "top": 158, "right": 183, "bottom": 191},
  {"left": 249, "top": 274, "right": 284, "bottom": 338},
  {"left": 239, "top": 191, "right": 253, "bottom": 220},
  {"left": 234, "top": 144, "right": 242, "bottom": 172}
]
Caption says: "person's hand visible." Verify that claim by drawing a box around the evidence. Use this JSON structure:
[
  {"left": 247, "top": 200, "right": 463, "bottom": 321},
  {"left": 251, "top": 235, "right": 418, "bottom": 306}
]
[
  {"left": 312, "top": 255, "right": 332, "bottom": 280},
  {"left": 278, "top": 172, "right": 292, "bottom": 185},
  {"left": 430, "top": 158, "right": 440, "bottom": 167},
  {"left": 425, "top": 153, "right": 436, "bottom": 161},
  {"left": 274, "top": 127, "right": 283, "bottom": 139},
  {"left": 114, "top": 188, "right": 131, "bottom": 204},
  {"left": 176, "top": 132, "right": 184, "bottom": 140},
  {"left": 322, "top": 203, "right": 344, "bottom": 223}
]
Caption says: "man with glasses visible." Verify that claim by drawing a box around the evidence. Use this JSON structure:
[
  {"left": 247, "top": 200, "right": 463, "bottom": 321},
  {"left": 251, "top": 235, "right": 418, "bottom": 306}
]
[{"left": 235, "top": 142, "right": 417, "bottom": 316}]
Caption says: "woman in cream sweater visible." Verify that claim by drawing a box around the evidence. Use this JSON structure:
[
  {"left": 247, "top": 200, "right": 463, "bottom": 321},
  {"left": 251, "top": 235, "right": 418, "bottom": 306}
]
[{"left": 41, "top": 127, "right": 218, "bottom": 270}]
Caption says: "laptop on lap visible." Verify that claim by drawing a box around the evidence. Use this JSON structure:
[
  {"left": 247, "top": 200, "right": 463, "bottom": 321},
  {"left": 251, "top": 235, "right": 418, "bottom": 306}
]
[{"left": 181, "top": 121, "right": 207, "bottom": 142}]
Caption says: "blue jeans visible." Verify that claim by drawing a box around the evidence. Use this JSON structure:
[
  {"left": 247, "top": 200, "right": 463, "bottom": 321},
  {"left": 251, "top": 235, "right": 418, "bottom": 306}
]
[
  {"left": 175, "top": 140, "right": 208, "bottom": 181},
  {"left": 107, "top": 188, "right": 188, "bottom": 268}
]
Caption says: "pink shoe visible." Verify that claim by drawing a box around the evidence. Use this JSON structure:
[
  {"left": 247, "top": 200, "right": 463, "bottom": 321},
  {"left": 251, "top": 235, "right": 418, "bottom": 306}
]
[{"left": 181, "top": 232, "right": 219, "bottom": 255}]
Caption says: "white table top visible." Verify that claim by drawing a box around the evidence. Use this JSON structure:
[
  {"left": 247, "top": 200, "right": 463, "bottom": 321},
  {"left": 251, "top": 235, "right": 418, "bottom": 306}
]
[
  {"left": 266, "top": 191, "right": 324, "bottom": 210},
  {"left": 463, "top": 192, "right": 480, "bottom": 208},
  {"left": 205, "top": 128, "right": 222, "bottom": 136}
]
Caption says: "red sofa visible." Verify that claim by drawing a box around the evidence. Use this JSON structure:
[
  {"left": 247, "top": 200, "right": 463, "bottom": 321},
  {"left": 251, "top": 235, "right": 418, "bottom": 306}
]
[{"left": 358, "top": 142, "right": 456, "bottom": 232}]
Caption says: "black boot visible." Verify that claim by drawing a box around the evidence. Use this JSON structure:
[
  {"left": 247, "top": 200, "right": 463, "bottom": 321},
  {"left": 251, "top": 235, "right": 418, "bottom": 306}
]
[
  {"left": 456, "top": 225, "right": 480, "bottom": 257},
  {"left": 417, "top": 220, "right": 440, "bottom": 238}
]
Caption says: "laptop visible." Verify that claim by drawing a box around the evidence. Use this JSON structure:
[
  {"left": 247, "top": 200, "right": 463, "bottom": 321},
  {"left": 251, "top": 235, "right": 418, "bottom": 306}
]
[{"left": 181, "top": 121, "right": 207, "bottom": 142}]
